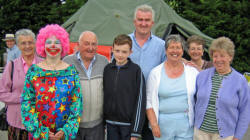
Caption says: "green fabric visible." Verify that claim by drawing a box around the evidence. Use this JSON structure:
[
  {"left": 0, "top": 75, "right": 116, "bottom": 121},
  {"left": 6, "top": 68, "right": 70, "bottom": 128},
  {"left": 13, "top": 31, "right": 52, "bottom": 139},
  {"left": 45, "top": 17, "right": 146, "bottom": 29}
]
[
  {"left": 62, "top": 0, "right": 213, "bottom": 49},
  {"left": 21, "top": 64, "right": 83, "bottom": 140}
]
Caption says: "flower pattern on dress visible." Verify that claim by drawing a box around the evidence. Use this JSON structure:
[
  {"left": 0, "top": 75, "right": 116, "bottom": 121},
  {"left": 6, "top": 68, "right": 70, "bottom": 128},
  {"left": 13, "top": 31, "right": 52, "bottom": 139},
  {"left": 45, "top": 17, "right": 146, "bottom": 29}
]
[{"left": 21, "top": 64, "right": 83, "bottom": 140}]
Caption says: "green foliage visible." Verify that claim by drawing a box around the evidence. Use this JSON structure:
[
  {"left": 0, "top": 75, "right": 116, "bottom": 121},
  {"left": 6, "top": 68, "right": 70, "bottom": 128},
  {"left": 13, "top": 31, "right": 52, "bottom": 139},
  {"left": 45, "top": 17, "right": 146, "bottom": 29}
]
[
  {"left": 0, "top": 0, "right": 86, "bottom": 66},
  {"left": 165, "top": 0, "right": 250, "bottom": 73},
  {"left": 0, "top": 0, "right": 60, "bottom": 39},
  {"left": 164, "top": 0, "right": 183, "bottom": 13},
  {"left": 0, "top": 0, "right": 86, "bottom": 39},
  {"left": 57, "top": 0, "right": 87, "bottom": 22}
]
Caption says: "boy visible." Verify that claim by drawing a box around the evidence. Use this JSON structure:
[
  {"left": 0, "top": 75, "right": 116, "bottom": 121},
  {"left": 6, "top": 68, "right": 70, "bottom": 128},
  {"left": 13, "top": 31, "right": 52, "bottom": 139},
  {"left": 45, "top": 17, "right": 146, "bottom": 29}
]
[{"left": 103, "top": 34, "right": 146, "bottom": 140}]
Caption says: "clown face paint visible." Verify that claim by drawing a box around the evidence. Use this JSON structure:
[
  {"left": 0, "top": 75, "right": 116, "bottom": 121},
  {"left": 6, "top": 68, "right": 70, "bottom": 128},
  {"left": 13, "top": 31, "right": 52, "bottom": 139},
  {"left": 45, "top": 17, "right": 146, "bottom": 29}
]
[{"left": 45, "top": 36, "right": 62, "bottom": 57}]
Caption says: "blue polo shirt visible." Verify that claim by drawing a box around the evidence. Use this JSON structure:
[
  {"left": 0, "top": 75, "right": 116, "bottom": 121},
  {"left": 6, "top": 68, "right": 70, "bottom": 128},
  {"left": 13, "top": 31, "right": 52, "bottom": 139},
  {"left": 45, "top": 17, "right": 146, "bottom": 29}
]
[{"left": 129, "top": 32, "right": 166, "bottom": 80}]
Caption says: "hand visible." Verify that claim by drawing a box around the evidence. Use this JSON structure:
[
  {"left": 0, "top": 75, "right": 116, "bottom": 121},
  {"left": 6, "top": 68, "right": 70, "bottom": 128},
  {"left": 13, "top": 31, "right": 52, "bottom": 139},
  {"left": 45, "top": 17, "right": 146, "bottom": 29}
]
[
  {"left": 130, "top": 137, "right": 137, "bottom": 140},
  {"left": 55, "top": 130, "right": 64, "bottom": 140},
  {"left": 233, "top": 137, "right": 239, "bottom": 140},
  {"left": 185, "top": 61, "right": 201, "bottom": 71},
  {"left": 151, "top": 124, "right": 161, "bottom": 138},
  {"left": 49, "top": 131, "right": 56, "bottom": 140}
]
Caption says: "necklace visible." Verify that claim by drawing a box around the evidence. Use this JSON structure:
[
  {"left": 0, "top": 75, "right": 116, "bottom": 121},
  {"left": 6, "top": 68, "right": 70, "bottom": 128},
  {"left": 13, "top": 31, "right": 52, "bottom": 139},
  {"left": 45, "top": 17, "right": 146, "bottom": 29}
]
[{"left": 44, "top": 60, "right": 62, "bottom": 70}]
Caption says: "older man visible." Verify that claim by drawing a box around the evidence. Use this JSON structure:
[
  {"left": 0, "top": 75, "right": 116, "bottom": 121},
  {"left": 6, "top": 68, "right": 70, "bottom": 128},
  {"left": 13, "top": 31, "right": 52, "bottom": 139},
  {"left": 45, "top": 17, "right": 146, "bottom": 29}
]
[
  {"left": 63, "top": 31, "right": 108, "bottom": 140},
  {"left": 2, "top": 34, "right": 21, "bottom": 63},
  {"left": 129, "top": 4, "right": 166, "bottom": 140}
]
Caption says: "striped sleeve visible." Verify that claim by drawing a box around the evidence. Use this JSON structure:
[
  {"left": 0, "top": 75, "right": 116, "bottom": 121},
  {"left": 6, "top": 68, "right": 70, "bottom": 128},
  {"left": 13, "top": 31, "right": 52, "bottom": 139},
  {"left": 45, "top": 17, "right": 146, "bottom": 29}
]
[{"left": 131, "top": 68, "right": 146, "bottom": 137}]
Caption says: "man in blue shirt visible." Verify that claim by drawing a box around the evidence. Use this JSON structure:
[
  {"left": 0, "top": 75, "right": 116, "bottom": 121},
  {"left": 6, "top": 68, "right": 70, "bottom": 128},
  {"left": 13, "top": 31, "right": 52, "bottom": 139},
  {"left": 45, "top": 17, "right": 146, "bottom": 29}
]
[
  {"left": 129, "top": 5, "right": 166, "bottom": 81},
  {"left": 2, "top": 34, "right": 21, "bottom": 64},
  {"left": 129, "top": 4, "right": 166, "bottom": 140}
]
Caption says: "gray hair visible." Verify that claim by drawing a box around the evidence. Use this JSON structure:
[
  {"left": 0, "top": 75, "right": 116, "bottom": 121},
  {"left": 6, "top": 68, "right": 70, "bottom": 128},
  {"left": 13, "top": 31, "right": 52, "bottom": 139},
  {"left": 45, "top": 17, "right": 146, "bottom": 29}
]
[
  {"left": 134, "top": 4, "right": 155, "bottom": 22},
  {"left": 78, "top": 30, "right": 98, "bottom": 44},
  {"left": 165, "top": 34, "right": 186, "bottom": 50},
  {"left": 15, "top": 29, "right": 35, "bottom": 44},
  {"left": 209, "top": 36, "right": 235, "bottom": 61}
]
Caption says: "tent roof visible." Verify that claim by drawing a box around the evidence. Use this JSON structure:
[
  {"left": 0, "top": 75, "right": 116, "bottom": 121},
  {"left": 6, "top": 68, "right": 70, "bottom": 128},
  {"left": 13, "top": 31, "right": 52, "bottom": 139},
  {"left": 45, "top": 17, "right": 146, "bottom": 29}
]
[{"left": 63, "top": 0, "right": 213, "bottom": 48}]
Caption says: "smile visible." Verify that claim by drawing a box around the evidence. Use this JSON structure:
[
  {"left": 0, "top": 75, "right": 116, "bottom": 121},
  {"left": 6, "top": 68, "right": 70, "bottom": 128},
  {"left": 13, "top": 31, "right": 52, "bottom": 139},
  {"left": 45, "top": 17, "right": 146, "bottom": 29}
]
[{"left": 46, "top": 48, "right": 61, "bottom": 56}]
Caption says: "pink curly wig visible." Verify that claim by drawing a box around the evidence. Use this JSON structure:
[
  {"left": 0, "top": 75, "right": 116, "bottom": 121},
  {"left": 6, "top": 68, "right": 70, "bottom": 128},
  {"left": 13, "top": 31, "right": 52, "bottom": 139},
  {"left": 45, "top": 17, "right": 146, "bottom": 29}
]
[{"left": 36, "top": 24, "right": 69, "bottom": 58}]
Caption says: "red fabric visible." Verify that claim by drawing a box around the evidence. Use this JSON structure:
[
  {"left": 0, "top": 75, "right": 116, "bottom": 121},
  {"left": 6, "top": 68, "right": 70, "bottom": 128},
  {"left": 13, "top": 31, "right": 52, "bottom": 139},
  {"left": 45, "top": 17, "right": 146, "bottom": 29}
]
[{"left": 69, "top": 42, "right": 112, "bottom": 61}]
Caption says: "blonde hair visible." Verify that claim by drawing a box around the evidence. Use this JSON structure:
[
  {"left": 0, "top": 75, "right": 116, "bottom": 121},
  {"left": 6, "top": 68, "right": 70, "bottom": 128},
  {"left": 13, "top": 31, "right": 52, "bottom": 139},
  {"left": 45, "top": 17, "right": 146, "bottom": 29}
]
[{"left": 209, "top": 36, "right": 235, "bottom": 60}]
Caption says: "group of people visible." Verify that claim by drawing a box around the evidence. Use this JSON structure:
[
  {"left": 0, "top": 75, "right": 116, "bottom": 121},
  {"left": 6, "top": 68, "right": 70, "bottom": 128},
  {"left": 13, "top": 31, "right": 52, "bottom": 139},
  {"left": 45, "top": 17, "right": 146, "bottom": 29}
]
[{"left": 0, "top": 3, "right": 249, "bottom": 140}]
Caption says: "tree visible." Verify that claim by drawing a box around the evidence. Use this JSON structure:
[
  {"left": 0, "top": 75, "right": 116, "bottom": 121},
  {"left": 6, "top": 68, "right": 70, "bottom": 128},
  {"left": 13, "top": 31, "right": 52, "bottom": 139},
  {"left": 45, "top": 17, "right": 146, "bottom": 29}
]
[
  {"left": 0, "top": 0, "right": 86, "bottom": 66},
  {"left": 165, "top": 0, "right": 250, "bottom": 73},
  {"left": 56, "top": 0, "right": 87, "bottom": 22}
]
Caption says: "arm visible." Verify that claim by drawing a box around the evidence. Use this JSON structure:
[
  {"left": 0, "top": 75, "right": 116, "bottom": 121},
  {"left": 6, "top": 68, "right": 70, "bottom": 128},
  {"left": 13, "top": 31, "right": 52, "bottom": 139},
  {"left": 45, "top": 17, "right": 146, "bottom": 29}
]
[
  {"left": 130, "top": 69, "right": 146, "bottom": 138},
  {"left": 0, "top": 61, "right": 21, "bottom": 104},
  {"left": 57, "top": 74, "right": 83, "bottom": 140},
  {"left": 21, "top": 72, "right": 49, "bottom": 139},
  {"left": 234, "top": 78, "right": 250, "bottom": 139},
  {"left": 146, "top": 108, "right": 161, "bottom": 138},
  {"left": 184, "top": 61, "right": 202, "bottom": 72},
  {"left": 146, "top": 68, "right": 161, "bottom": 138}
]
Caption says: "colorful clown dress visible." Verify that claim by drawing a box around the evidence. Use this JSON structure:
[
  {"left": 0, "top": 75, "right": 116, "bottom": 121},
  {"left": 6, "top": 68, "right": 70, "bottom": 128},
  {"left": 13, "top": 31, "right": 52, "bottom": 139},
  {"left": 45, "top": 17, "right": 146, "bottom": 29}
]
[{"left": 21, "top": 64, "right": 83, "bottom": 140}]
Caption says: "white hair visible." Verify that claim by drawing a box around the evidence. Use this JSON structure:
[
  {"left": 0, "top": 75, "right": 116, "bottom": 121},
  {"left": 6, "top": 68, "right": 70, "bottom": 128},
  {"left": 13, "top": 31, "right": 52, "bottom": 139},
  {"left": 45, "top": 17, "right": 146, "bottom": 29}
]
[
  {"left": 15, "top": 29, "right": 35, "bottom": 44},
  {"left": 78, "top": 30, "right": 98, "bottom": 44},
  {"left": 134, "top": 4, "right": 155, "bottom": 22}
]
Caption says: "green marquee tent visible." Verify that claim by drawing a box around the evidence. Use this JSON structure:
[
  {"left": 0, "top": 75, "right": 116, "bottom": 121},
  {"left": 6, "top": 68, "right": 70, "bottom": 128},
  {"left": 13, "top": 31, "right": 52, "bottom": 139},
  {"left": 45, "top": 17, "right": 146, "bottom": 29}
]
[{"left": 63, "top": 0, "right": 213, "bottom": 50}]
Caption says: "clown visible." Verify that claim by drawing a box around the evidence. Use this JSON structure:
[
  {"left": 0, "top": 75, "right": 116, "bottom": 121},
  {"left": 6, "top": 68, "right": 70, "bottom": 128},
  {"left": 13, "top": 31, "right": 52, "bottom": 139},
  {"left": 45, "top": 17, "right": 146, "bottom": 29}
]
[{"left": 21, "top": 24, "right": 83, "bottom": 140}]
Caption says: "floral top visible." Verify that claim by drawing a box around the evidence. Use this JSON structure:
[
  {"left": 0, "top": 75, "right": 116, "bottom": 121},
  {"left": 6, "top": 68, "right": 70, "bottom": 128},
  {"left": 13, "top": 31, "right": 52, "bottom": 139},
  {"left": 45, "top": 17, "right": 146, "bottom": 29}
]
[{"left": 21, "top": 64, "right": 83, "bottom": 140}]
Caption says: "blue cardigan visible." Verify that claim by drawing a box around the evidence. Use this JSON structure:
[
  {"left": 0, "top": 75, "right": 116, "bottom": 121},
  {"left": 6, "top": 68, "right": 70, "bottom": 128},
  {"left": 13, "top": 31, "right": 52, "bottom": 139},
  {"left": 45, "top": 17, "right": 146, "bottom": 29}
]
[{"left": 194, "top": 67, "right": 250, "bottom": 139}]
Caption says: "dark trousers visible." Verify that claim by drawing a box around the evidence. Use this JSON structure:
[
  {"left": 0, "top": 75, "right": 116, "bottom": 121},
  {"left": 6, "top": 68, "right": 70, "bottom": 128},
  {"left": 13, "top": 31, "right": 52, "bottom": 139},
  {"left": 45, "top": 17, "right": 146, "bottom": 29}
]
[
  {"left": 107, "top": 123, "right": 131, "bottom": 140},
  {"left": 75, "top": 123, "right": 105, "bottom": 140},
  {"left": 141, "top": 116, "right": 154, "bottom": 140}
]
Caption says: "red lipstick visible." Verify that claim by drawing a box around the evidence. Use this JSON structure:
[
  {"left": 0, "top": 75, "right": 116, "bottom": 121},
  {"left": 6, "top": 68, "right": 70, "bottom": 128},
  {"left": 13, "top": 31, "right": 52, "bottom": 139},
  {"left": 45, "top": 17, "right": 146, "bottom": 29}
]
[{"left": 46, "top": 47, "right": 61, "bottom": 56}]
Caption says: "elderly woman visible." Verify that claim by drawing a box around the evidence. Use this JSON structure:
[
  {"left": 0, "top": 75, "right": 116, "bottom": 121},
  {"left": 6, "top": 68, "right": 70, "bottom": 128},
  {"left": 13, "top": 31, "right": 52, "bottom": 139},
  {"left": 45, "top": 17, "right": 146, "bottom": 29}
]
[
  {"left": 187, "top": 35, "right": 213, "bottom": 71},
  {"left": 0, "top": 29, "right": 43, "bottom": 140},
  {"left": 146, "top": 35, "right": 199, "bottom": 140},
  {"left": 21, "top": 24, "right": 82, "bottom": 140},
  {"left": 194, "top": 37, "right": 250, "bottom": 140}
]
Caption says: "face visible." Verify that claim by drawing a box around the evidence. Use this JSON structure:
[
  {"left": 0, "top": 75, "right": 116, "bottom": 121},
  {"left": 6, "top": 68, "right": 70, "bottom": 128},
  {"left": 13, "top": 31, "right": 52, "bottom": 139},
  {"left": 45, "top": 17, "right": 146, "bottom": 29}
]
[
  {"left": 134, "top": 10, "right": 154, "bottom": 36},
  {"left": 166, "top": 42, "right": 183, "bottom": 62},
  {"left": 5, "top": 40, "right": 15, "bottom": 48},
  {"left": 78, "top": 32, "right": 98, "bottom": 61},
  {"left": 112, "top": 44, "right": 132, "bottom": 66},
  {"left": 188, "top": 42, "right": 204, "bottom": 61},
  {"left": 45, "top": 36, "right": 62, "bottom": 58},
  {"left": 17, "top": 35, "right": 35, "bottom": 57},
  {"left": 212, "top": 50, "right": 232, "bottom": 74}
]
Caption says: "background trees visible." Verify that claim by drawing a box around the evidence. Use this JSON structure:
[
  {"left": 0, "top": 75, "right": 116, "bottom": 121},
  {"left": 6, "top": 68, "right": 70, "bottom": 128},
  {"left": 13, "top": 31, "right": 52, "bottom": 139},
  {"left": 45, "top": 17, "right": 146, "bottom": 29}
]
[
  {"left": 165, "top": 0, "right": 250, "bottom": 73},
  {"left": 0, "top": 0, "right": 249, "bottom": 72}
]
